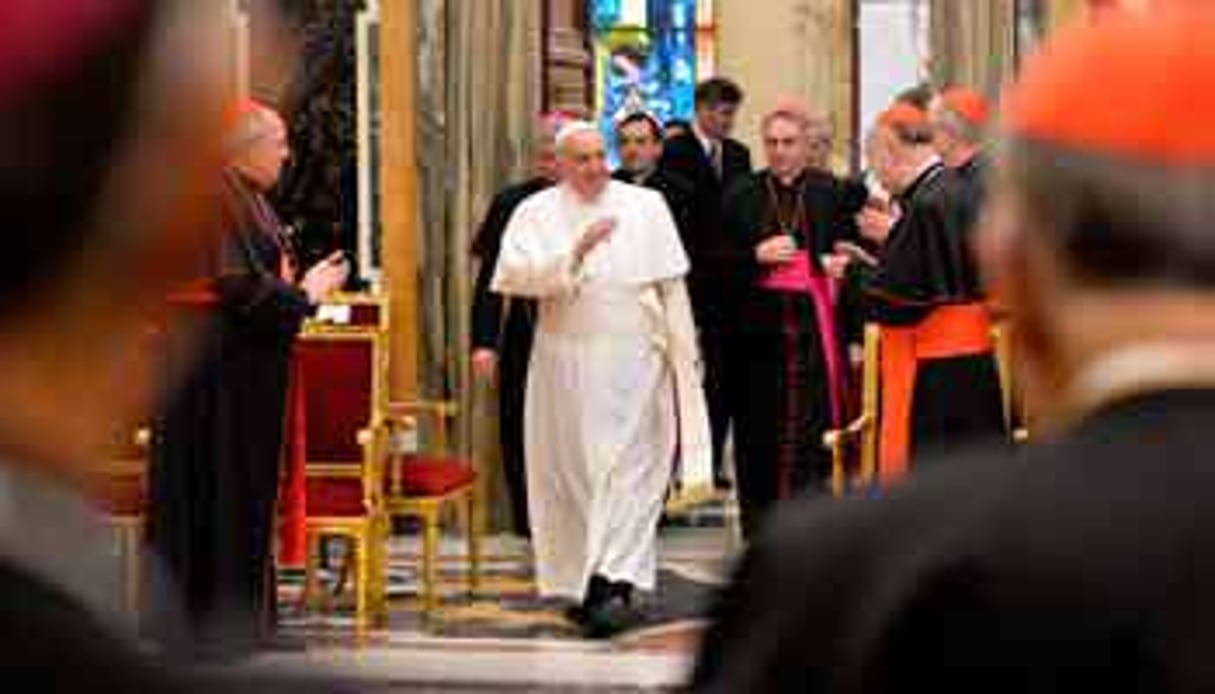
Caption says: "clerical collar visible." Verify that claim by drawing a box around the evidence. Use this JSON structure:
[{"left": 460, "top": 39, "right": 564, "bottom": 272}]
[
  {"left": 899, "top": 156, "right": 944, "bottom": 199},
  {"left": 1062, "top": 341, "right": 1215, "bottom": 429},
  {"left": 769, "top": 168, "right": 808, "bottom": 190}
]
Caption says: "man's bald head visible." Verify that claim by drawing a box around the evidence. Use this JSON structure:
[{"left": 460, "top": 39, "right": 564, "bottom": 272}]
[
  {"left": 226, "top": 101, "right": 289, "bottom": 191},
  {"left": 556, "top": 122, "right": 610, "bottom": 201}
]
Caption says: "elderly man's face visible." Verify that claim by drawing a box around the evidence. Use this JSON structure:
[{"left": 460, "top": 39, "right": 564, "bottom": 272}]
[
  {"left": 927, "top": 98, "right": 958, "bottom": 161},
  {"left": 558, "top": 130, "right": 610, "bottom": 201},
  {"left": 236, "top": 112, "right": 290, "bottom": 191},
  {"left": 872, "top": 125, "right": 920, "bottom": 194},
  {"left": 763, "top": 116, "right": 810, "bottom": 182},
  {"left": 617, "top": 119, "right": 663, "bottom": 174}
]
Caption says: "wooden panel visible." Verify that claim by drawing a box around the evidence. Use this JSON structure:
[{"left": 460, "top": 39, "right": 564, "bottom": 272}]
[{"left": 379, "top": 0, "right": 419, "bottom": 398}]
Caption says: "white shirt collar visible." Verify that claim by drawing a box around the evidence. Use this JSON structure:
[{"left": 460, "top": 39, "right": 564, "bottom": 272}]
[{"left": 692, "top": 122, "right": 716, "bottom": 155}]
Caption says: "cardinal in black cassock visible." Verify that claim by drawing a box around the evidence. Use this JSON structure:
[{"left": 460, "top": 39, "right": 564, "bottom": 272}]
[
  {"left": 148, "top": 100, "right": 347, "bottom": 658},
  {"left": 861, "top": 102, "right": 1006, "bottom": 485}
]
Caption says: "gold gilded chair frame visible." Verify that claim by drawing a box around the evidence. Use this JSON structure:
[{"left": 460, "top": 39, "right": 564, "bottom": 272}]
[
  {"left": 822, "top": 319, "right": 1027, "bottom": 496},
  {"left": 297, "top": 324, "right": 390, "bottom": 634},
  {"left": 381, "top": 400, "right": 483, "bottom": 619}
]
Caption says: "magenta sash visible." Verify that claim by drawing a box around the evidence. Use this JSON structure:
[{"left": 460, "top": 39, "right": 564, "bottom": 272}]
[{"left": 757, "top": 251, "right": 845, "bottom": 427}]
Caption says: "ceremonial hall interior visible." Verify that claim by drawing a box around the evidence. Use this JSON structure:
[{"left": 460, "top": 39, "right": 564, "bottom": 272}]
[{"left": 6, "top": 0, "right": 1195, "bottom": 692}]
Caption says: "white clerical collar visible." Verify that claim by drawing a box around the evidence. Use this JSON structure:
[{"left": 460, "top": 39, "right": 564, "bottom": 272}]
[
  {"left": 913, "top": 154, "right": 943, "bottom": 182},
  {"left": 1062, "top": 341, "right": 1215, "bottom": 427}
]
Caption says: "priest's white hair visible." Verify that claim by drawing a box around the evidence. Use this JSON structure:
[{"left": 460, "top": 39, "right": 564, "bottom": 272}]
[{"left": 555, "top": 120, "right": 602, "bottom": 152}]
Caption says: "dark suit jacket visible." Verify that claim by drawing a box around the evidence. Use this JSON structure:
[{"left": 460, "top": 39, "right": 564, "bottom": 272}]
[
  {"left": 469, "top": 177, "right": 550, "bottom": 353},
  {"left": 692, "top": 388, "right": 1215, "bottom": 693},
  {"left": 657, "top": 131, "right": 751, "bottom": 325}
]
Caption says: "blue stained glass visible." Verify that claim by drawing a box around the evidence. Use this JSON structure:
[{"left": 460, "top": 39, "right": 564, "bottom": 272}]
[
  {"left": 591, "top": 0, "right": 622, "bottom": 31},
  {"left": 592, "top": 0, "right": 706, "bottom": 166}
]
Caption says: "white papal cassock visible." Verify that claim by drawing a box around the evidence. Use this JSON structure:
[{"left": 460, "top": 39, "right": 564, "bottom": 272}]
[{"left": 491, "top": 180, "right": 711, "bottom": 599}]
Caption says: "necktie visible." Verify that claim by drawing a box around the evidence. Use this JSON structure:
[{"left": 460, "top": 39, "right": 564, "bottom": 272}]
[{"left": 709, "top": 140, "right": 723, "bottom": 178}]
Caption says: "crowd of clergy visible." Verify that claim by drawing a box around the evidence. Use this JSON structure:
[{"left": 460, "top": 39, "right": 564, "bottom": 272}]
[{"left": 471, "top": 74, "right": 1008, "bottom": 635}]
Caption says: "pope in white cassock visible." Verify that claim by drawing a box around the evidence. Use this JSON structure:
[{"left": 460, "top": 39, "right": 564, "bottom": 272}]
[{"left": 492, "top": 121, "right": 711, "bottom": 635}]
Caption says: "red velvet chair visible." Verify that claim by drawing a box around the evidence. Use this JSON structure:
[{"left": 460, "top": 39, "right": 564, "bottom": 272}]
[
  {"left": 382, "top": 400, "right": 482, "bottom": 618},
  {"left": 296, "top": 326, "right": 389, "bottom": 633}
]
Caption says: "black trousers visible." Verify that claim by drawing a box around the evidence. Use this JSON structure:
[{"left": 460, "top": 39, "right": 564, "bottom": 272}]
[{"left": 497, "top": 304, "right": 535, "bottom": 537}]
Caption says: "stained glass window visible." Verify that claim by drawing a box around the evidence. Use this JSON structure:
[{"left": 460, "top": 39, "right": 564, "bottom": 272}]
[{"left": 591, "top": 0, "right": 716, "bottom": 163}]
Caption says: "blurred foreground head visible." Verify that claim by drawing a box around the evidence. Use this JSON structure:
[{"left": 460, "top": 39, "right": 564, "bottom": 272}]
[
  {"left": 982, "top": 2, "right": 1215, "bottom": 426},
  {"left": 0, "top": 0, "right": 226, "bottom": 477}
]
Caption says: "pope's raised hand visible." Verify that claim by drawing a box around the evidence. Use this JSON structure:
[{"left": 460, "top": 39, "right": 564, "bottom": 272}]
[{"left": 574, "top": 217, "right": 616, "bottom": 264}]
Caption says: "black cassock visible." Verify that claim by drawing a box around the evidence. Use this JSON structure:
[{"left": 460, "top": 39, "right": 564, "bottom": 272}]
[
  {"left": 470, "top": 177, "right": 551, "bottom": 537},
  {"left": 149, "top": 169, "right": 312, "bottom": 655},
  {"left": 692, "top": 388, "right": 1215, "bottom": 693},
  {"left": 723, "top": 169, "right": 866, "bottom": 536},
  {"left": 865, "top": 159, "right": 1005, "bottom": 466}
]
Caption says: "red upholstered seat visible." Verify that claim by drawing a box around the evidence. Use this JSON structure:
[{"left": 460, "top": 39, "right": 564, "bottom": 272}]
[
  {"left": 386, "top": 455, "right": 475, "bottom": 496},
  {"left": 306, "top": 478, "right": 368, "bottom": 517}
]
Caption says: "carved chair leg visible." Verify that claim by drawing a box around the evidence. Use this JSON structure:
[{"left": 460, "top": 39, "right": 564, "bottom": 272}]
[
  {"left": 422, "top": 510, "right": 440, "bottom": 619},
  {"left": 467, "top": 493, "right": 482, "bottom": 595},
  {"left": 354, "top": 529, "right": 370, "bottom": 637}
]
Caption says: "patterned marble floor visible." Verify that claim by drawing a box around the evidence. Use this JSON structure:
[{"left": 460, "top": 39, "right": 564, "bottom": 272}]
[{"left": 252, "top": 504, "right": 740, "bottom": 692}]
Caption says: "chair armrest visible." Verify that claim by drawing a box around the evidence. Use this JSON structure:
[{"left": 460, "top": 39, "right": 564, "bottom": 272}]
[
  {"left": 821, "top": 413, "right": 873, "bottom": 449},
  {"left": 385, "top": 400, "right": 457, "bottom": 452},
  {"left": 386, "top": 400, "right": 459, "bottom": 419}
]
